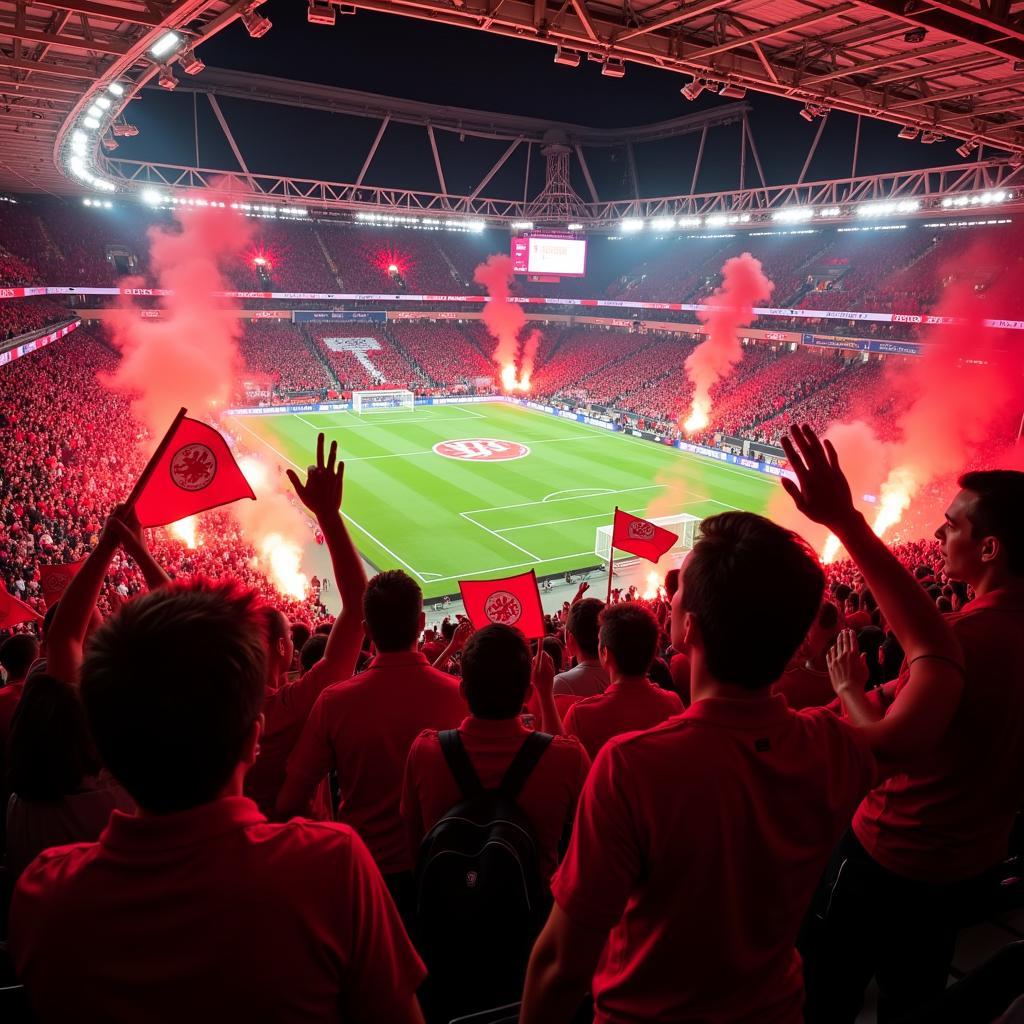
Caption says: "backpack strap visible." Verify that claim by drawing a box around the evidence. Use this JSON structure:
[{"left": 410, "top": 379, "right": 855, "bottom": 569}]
[
  {"left": 499, "top": 731, "right": 554, "bottom": 800},
  {"left": 438, "top": 729, "right": 484, "bottom": 800}
]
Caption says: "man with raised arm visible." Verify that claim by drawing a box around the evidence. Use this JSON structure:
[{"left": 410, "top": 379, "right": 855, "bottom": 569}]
[
  {"left": 520, "top": 424, "right": 963, "bottom": 1024},
  {"left": 245, "top": 432, "right": 367, "bottom": 815},
  {"left": 799, "top": 462, "right": 1024, "bottom": 1023}
]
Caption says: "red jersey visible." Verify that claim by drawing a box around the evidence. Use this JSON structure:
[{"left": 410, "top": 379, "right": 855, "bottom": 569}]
[
  {"left": 401, "top": 716, "right": 590, "bottom": 881},
  {"left": 562, "top": 678, "right": 683, "bottom": 759},
  {"left": 552, "top": 696, "right": 875, "bottom": 1024},
  {"left": 773, "top": 664, "right": 834, "bottom": 710},
  {"left": 10, "top": 796, "right": 425, "bottom": 1023},
  {"left": 285, "top": 650, "right": 466, "bottom": 874},
  {"left": 854, "top": 585, "right": 1024, "bottom": 881}
]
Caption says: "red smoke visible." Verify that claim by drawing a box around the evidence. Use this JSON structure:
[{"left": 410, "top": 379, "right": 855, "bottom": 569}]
[
  {"left": 682, "top": 253, "right": 775, "bottom": 432},
  {"left": 769, "top": 241, "right": 1024, "bottom": 556},
  {"left": 473, "top": 253, "right": 539, "bottom": 391}
]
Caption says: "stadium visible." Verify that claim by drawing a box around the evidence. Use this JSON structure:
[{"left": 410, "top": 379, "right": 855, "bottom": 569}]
[{"left": 1, "top": 0, "right": 1023, "bottom": 1021}]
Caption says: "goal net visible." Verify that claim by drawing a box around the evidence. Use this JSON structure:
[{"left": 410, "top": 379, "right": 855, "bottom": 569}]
[
  {"left": 351, "top": 389, "right": 415, "bottom": 413},
  {"left": 595, "top": 512, "right": 702, "bottom": 564}
]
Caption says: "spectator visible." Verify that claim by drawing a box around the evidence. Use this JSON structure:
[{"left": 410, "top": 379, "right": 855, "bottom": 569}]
[
  {"left": 562, "top": 603, "right": 683, "bottom": 759},
  {"left": 245, "top": 433, "right": 367, "bottom": 817},
  {"left": 520, "top": 424, "right": 963, "bottom": 1024},
  {"left": 773, "top": 601, "right": 841, "bottom": 710},
  {"left": 9, "top": 580, "right": 426, "bottom": 1022},
  {"left": 402, "top": 624, "right": 590, "bottom": 1020},
  {"left": 276, "top": 569, "right": 467, "bottom": 909},
  {"left": 0, "top": 632, "right": 39, "bottom": 747},
  {"left": 553, "top": 597, "right": 607, "bottom": 698},
  {"left": 5, "top": 672, "right": 133, "bottom": 876},
  {"left": 801, "top": 468, "right": 1024, "bottom": 1023}
]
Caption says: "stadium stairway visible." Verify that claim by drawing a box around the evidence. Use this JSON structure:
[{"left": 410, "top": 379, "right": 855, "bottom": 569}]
[
  {"left": 436, "top": 244, "right": 470, "bottom": 290},
  {"left": 311, "top": 227, "right": 346, "bottom": 291},
  {"left": 302, "top": 328, "right": 343, "bottom": 391}
]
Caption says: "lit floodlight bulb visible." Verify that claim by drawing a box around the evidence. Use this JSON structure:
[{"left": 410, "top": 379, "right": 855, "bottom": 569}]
[
  {"left": 83, "top": 116, "right": 100, "bottom": 129},
  {"left": 95, "top": 96, "right": 112, "bottom": 110},
  {"left": 150, "top": 31, "right": 182, "bottom": 58},
  {"left": 107, "top": 82, "right": 125, "bottom": 97}
]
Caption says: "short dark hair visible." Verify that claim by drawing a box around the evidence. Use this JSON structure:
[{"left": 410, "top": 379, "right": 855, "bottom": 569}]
[
  {"left": 664, "top": 568, "right": 680, "bottom": 599},
  {"left": 817, "top": 601, "right": 840, "bottom": 632},
  {"left": 959, "top": 470, "right": 1024, "bottom": 576},
  {"left": 8, "top": 674, "right": 100, "bottom": 801},
  {"left": 542, "top": 635, "right": 564, "bottom": 673},
  {"left": 682, "top": 512, "right": 824, "bottom": 690},
  {"left": 460, "top": 624, "right": 531, "bottom": 719},
  {"left": 300, "top": 634, "right": 327, "bottom": 672},
  {"left": 599, "top": 603, "right": 658, "bottom": 677},
  {"left": 566, "top": 598, "right": 603, "bottom": 658},
  {"left": 0, "top": 634, "right": 39, "bottom": 681},
  {"left": 290, "top": 621, "right": 312, "bottom": 651},
  {"left": 80, "top": 580, "right": 267, "bottom": 814},
  {"left": 363, "top": 570, "right": 422, "bottom": 652}
]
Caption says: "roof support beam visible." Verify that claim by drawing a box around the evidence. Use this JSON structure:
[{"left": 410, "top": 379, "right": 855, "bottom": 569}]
[
  {"left": 207, "top": 94, "right": 256, "bottom": 188},
  {"left": 355, "top": 114, "right": 389, "bottom": 186},
  {"left": 614, "top": 0, "right": 730, "bottom": 43},
  {"left": 33, "top": 0, "right": 164, "bottom": 26},
  {"left": 889, "top": 77, "right": 1024, "bottom": 110},
  {"left": 467, "top": 136, "right": 521, "bottom": 201},
  {"left": 803, "top": 40, "right": 960, "bottom": 84},
  {"left": 575, "top": 142, "right": 600, "bottom": 203},
  {"left": 427, "top": 123, "right": 447, "bottom": 194},
  {"left": 2, "top": 25, "right": 129, "bottom": 55},
  {"left": 0, "top": 55, "right": 98, "bottom": 81}
]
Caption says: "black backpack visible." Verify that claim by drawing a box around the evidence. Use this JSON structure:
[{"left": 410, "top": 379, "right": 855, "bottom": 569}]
[{"left": 414, "top": 729, "right": 554, "bottom": 1018}]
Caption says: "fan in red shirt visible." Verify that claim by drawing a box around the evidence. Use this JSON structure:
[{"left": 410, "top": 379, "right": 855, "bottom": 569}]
[
  {"left": 801, "top": 468, "right": 1024, "bottom": 1024},
  {"left": 276, "top": 569, "right": 468, "bottom": 905},
  {"left": 245, "top": 433, "right": 367, "bottom": 816},
  {"left": 9, "top": 579, "right": 425, "bottom": 1024},
  {"left": 521, "top": 425, "right": 964, "bottom": 1024},
  {"left": 562, "top": 603, "right": 683, "bottom": 759},
  {"left": 0, "top": 633, "right": 38, "bottom": 750}
]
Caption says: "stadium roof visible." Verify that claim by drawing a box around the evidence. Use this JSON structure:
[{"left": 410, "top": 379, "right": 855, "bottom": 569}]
[{"left": 2, "top": 0, "right": 1024, "bottom": 199}]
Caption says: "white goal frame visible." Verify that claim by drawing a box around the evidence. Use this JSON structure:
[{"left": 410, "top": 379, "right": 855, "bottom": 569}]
[
  {"left": 595, "top": 512, "right": 702, "bottom": 564},
  {"left": 351, "top": 389, "right": 415, "bottom": 413}
]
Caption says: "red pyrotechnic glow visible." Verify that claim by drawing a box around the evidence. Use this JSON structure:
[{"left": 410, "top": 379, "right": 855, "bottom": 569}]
[
  {"left": 682, "top": 253, "right": 774, "bottom": 434},
  {"left": 474, "top": 253, "right": 541, "bottom": 392},
  {"left": 245, "top": 242, "right": 278, "bottom": 273},
  {"left": 374, "top": 248, "right": 411, "bottom": 280},
  {"left": 769, "top": 242, "right": 1024, "bottom": 560}
]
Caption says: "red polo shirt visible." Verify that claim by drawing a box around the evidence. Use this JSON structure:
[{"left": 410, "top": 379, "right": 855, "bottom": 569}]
[
  {"left": 773, "top": 664, "right": 834, "bottom": 710},
  {"left": 562, "top": 678, "right": 683, "bottom": 759},
  {"left": 245, "top": 659, "right": 341, "bottom": 816},
  {"left": 285, "top": 650, "right": 466, "bottom": 875},
  {"left": 854, "top": 585, "right": 1024, "bottom": 882},
  {"left": 401, "top": 716, "right": 591, "bottom": 881},
  {"left": 552, "top": 695, "right": 875, "bottom": 1024},
  {"left": 10, "top": 796, "right": 425, "bottom": 1023}
]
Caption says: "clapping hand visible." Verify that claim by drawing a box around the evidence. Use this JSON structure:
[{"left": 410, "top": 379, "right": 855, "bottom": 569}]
[
  {"left": 532, "top": 644, "right": 555, "bottom": 699},
  {"left": 287, "top": 433, "right": 344, "bottom": 520},
  {"left": 780, "top": 424, "right": 860, "bottom": 533},
  {"left": 826, "top": 629, "right": 869, "bottom": 697}
]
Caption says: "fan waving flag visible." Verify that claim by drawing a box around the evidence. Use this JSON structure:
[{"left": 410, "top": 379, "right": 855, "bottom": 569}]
[
  {"left": 39, "top": 559, "right": 87, "bottom": 608},
  {"left": 460, "top": 570, "right": 546, "bottom": 640},
  {"left": 132, "top": 414, "right": 256, "bottom": 528},
  {"left": 0, "top": 590, "right": 43, "bottom": 630},
  {"left": 612, "top": 508, "right": 678, "bottom": 563}
]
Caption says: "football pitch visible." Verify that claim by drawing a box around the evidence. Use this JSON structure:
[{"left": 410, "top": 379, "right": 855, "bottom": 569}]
[{"left": 232, "top": 402, "right": 778, "bottom": 599}]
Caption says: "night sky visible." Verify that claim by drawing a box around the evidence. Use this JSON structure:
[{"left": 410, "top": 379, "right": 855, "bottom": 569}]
[{"left": 114, "top": 0, "right": 969, "bottom": 202}]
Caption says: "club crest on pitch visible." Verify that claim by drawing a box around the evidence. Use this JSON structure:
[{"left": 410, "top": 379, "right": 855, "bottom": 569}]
[
  {"left": 432, "top": 438, "right": 530, "bottom": 461},
  {"left": 170, "top": 443, "right": 218, "bottom": 491}
]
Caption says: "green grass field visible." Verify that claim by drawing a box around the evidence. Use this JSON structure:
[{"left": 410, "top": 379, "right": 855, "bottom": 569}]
[{"left": 232, "top": 402, "right": 778, "bottom": 599}]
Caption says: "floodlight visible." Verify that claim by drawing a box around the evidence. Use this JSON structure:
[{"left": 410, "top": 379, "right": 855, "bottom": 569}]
[
  {"left": 149, "top": 31, "right": 182, "bottom": 58},
  {"left": 681, "top": 79, "right": 705, "bottom": 101},
  {"left": 113, "top": 120, "right": 138, "bottom": 137},
  {"left": 308, "top": 0, "right": 336, "bottom": 24},
  {"left": 602, "top": 57, "right": 625, "bottom": 78},
  {"left": 87, "top": 104, "right": 104, "bottom": 119},
  {"left": 553, "top": 47, "right": 582, "bottom": 67},
  {"left": 567, "top": 223, "right": 583, "bottom": 230},
  {"left": 718, "top": 82, "right": 746, "bottom": 99},
  {"left": 102, "top": 136, "right": 118, "bottom": 151},
  {"left": 620, "top": 218, "right": 644, "bottom": 233},
  {"left": 903, "top": 27, "right": 926, "bottom": 43},
  {"left": 107, "top": 82, "right": 125, "bottom": 97},
  {"left": 466, "top": 220, "right": 486, "bottom": 232},
  {"left": 95, "top": 96, "right": 112, "bottom": 111},
  {"left": 897, "top": 125, "right": 919, "bottom": 140},
  {"left": 141, "top": 189, "right": 164, "bottom": 205},
  {"left": 920, "top": 131, "right": 942, "bottom": 144},
  {"left": 955, "top": 139, "right": 978, "bottom": 158},
  {"left": 241, "top": 9, "right": 272, "bottom": 37},
  {"left": 651, "top": 217, "right": 675, "bottom": 230},
  {"left": 178, "top": 47, "right": 205, "bottom": 75},
  {"left": 157, "top": 65, "right": 177, "bottom": 90},
  {"left": 83, "top": 116, "right": 101, "bottom": 129},
  {"left": 511, "top": 221, "right": 534, "bottom": 230}
]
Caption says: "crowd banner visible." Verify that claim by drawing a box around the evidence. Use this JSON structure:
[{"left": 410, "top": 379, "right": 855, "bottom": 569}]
[
  {"left": 9, "top": 284, "right": 1024, "bottom": 332},
  {"left": 0, "top": 320, "right": 80, "bottom": 368}
]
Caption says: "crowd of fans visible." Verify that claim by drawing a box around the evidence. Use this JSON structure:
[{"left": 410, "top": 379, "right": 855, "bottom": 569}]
[
  {"left": 0, "top": 299, "right": 73, "bottom": 344},
  {"left": 0, "top": 402, "right": 1020, "bottom": 1022},
  {"left": 388, "top": 322, "right": 493, "bottom": 385},
  {"left": 237, "top": 321, "right": 333, "bottom": 395}
]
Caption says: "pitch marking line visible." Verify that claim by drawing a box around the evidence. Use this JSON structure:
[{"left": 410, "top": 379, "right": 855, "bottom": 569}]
[
  {"left": 291, "top": 412, "right": 488, "bottom": 430},
  {"left": 464, "top": 484, "right": 665, "bottom": 516},
  {"left": 459, "top": 511, "right": 543, "bottom": 564},
  {"left": 492, "top": 499, "right": 710, "bottom": 533},
  {"left": 231, "top": 418, "right": 430, "bottom": 583}
]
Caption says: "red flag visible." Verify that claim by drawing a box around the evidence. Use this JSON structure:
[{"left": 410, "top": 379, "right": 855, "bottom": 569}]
[
  {"left": 134, "top": 416, "right": 256, "bottom": 528},
  {"left": 0, "top": 590, "right": 43, "bottom": 630},
  {"left": 611, "top": 508, "right": 678, "bottom": 563},
  {"left": 39, "top": 559, "right": 87, "bottom": 608},
  {"left": 459, "top": 570, "right": 546, "bottom": 640}
]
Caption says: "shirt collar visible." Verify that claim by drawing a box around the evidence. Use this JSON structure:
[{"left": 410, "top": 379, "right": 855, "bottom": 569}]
[
  {"left": 368, "top": 650, "right": 430, "bottom": 668},
  {"left": 459, "top": 715, "right": 530, "bottom": 738},
  {"left": 100, "top": 795, "right": 266, "bottom": 854},
  {"left": 682, "top": 693, "right": 792, "bottom": 728},
  {"left": 962, "top": 583, "right": 1024, "bottom": 614}
]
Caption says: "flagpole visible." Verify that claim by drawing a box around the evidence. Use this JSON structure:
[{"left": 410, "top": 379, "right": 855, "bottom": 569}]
[
  {"left": 123, "top": 406, "right": 188, "bottom": 512},
  {"left": 606, "top": 506, "right": 617, "bottom": 603}
]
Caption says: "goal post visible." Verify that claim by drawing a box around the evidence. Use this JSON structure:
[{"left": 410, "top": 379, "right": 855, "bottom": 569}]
[
  {"left": 351, "top": 389, "right": 415, "bottom": 413},
  {"left": 595, "top": 512, "right": 702, "bottom": 564}
]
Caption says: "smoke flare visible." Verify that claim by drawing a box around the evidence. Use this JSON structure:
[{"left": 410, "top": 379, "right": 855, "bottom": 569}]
[
  {"left": 474, "top": 254, "right": 539, "bottom": 392},
  {"left": 682, "top": 253, "right": 774, "bottom": 434}
]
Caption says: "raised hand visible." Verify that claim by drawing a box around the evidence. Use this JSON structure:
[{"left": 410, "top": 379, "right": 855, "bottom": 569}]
[
  {"left": 450, "top": 619, "right": 474, "bottom": 652},
  {"left": 780, "top": 424, "right": 859, "bottom": 532},
  {"left": 572, "top": 581, "right": 590, "bottom": 605},
  {"left": 532, "top": 645, "right": 555, "bottom": 699},
  {"left": 826, "top": 628, "right": 869, "bottom": 697},
  {"left": 103, "top": 503, "right": 146, "bottom": 554},
  {"left": 286, "top": 432, "right": 344, "bottom": 520}
]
